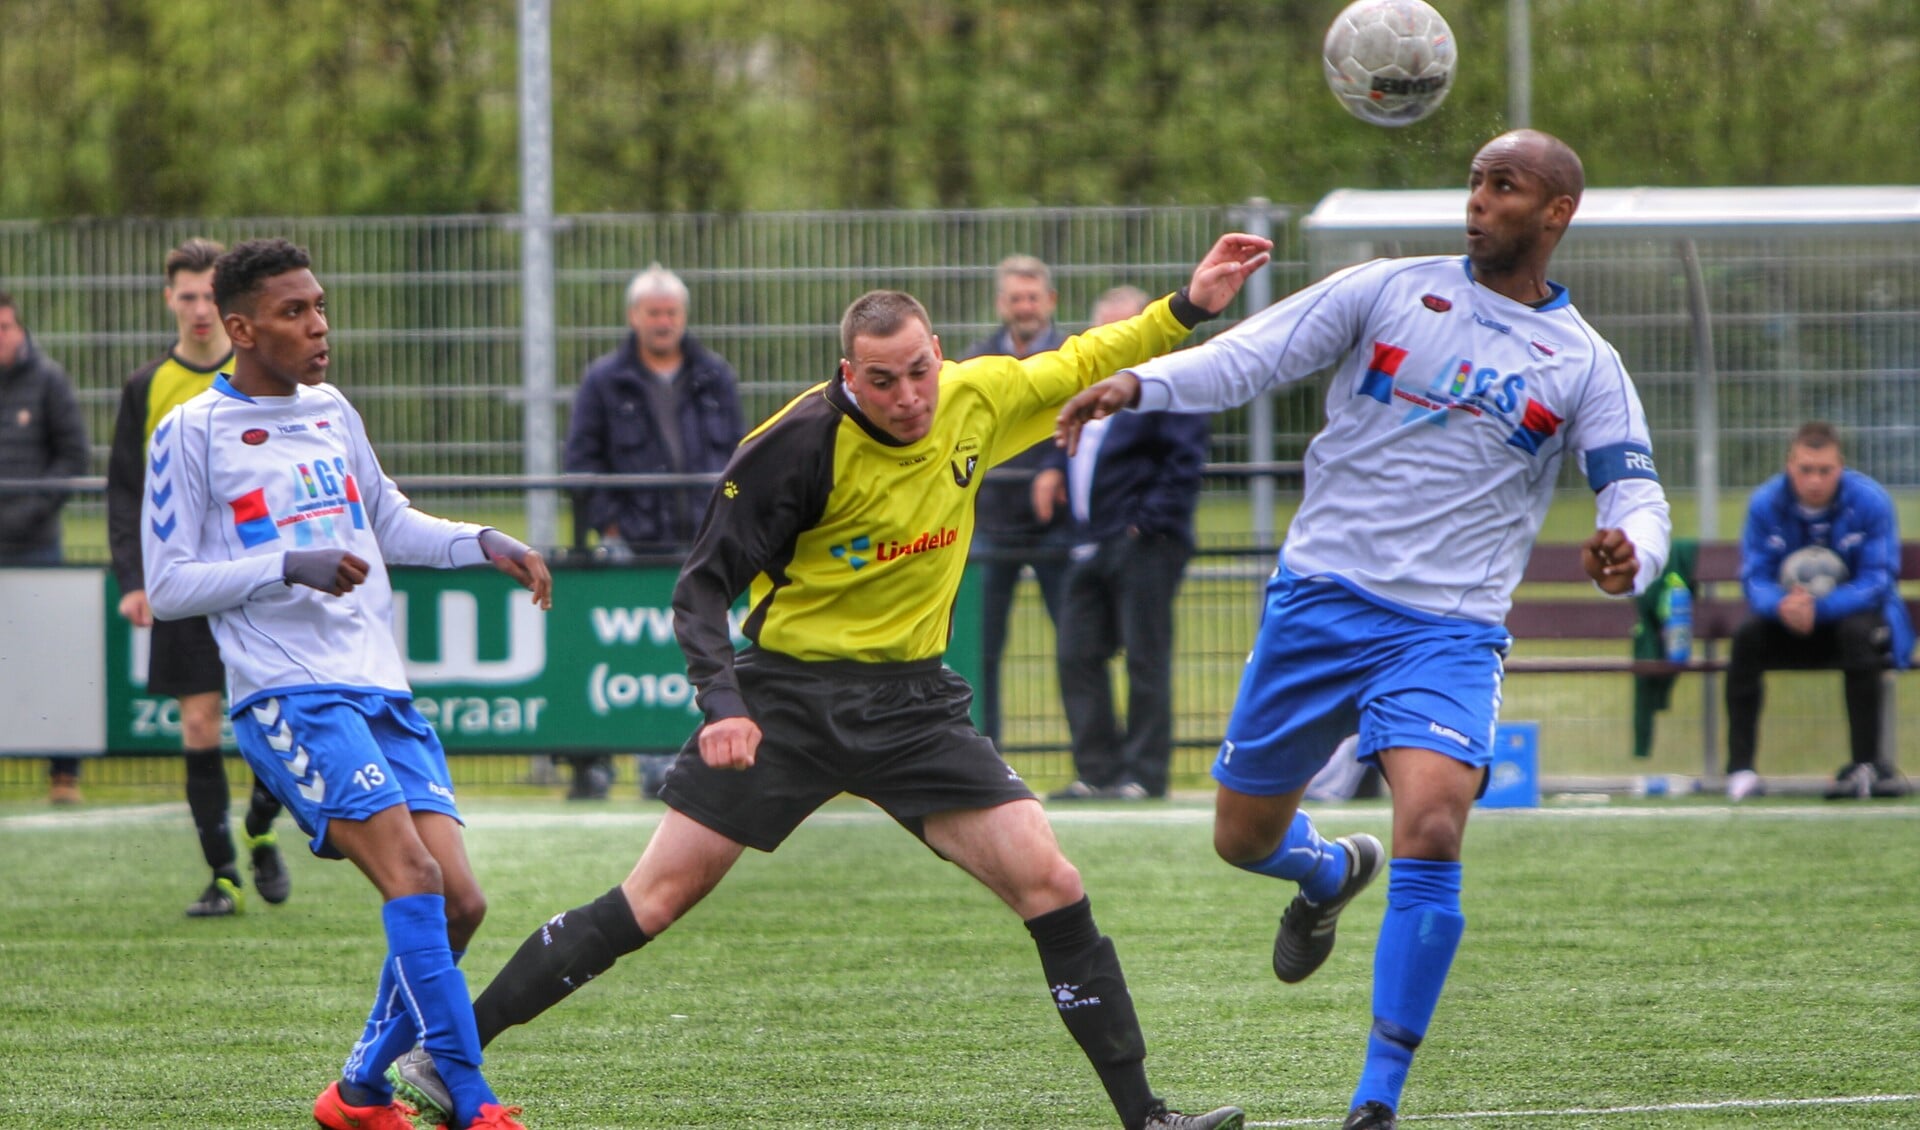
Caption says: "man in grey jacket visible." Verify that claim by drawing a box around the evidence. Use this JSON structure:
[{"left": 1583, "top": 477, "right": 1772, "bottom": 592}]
[{"left": 0, "top": 290, "right": 92, "bottom": 802}]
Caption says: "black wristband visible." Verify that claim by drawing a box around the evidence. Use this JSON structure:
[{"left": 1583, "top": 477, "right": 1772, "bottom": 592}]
[{"left": 1168, "top": 286, "right": 1213, "bottom": 328}]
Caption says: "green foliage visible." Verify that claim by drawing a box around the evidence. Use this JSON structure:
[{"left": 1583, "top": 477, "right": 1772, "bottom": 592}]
[
  {"left": 1, "top": 798, "right": 1917, "bottom": 1126},
  {"left": 0, "top": 1, "right": 1916, "bottom": 218}
]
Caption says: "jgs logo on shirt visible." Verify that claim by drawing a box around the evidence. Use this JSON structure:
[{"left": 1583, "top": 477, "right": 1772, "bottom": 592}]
[{"left": 228, "top": 456, "right": 368, "bottom": 549}]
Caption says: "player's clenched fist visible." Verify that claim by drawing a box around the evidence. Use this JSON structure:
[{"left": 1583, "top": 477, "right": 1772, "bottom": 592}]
[{"left": 699, "top": 715, "right": 761, "bottom": 770}]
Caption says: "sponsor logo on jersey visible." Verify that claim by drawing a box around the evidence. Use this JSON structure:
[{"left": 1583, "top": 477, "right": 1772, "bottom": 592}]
[
  {"left": 277, "top": 423, "right": 307, "bottom": 434},
  {"left": 1421, "top": 294, "right": 1452, "bottom": 313},
  {"left": 876, "top": 527, "right": 960, "bottom": 563},
  {"left": 830, "top": 535, "right": 872, "bottom": 570},
  {"left": 242, "top": 428, "right": 268, "bottom": 446},
  {"left": 230, "top": 487, "right": 280, "bottom": 547}
]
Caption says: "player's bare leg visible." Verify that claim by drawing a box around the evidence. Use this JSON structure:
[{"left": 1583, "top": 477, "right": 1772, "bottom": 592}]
[{"left": 927, "top": 800, "right": 1244, "bottom": 1130}]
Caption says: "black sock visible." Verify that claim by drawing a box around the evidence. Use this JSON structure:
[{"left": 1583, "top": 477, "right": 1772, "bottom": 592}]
[
  {"left": 472, "top": 885, "right": 651, "bottom": 1046},
  {"left": 1025, "top": 896, "right": 1155, "bottom": 1130},
  {"left": 242, "top": 774, "right": 283, "bottom": 840},
  {"left": 184, "top": 749, "right": 239, "bottom": 882}
]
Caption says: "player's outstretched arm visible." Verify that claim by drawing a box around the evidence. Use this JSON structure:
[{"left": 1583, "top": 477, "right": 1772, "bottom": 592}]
[
  {"left": 1581, "top": 528, "right": 1639, "bottom": 596},
  {"left": 479, "top": 528, "right": 554, "bottom": 610}
]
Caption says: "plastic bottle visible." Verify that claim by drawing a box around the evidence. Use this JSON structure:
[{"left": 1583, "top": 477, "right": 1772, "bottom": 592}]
[{"left": 1661, "top": 576, "right": 1693, "bottom": 663}]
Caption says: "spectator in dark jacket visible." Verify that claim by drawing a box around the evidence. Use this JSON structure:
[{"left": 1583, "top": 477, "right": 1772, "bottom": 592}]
[
  {"left": 961, "top": 255, "right": 1071, "bottom": 749},
  {"left": 563, "top": 264, "right": 744, "bottom": 798},
  {"left": 566, "top": 262, "right": 745, "bottom": 556},
  {"left": 1727, "top": 421, "right": 1913, "bottom": 801},
  {"left": 0, "top": 290, "right": 92, "bottom": 803},
  {"left": 1043, "top": 287, "right": 1208, "bottom": 800}
]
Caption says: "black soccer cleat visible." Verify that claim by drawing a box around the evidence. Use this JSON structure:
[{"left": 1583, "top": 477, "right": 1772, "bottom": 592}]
[
  {"left": 1343, "top": 1100, "right": 1397, "bottom": 1129},
  {"left": 186, "top": 876, "right": 241, "bottom": 918},
  {"left": 1143, "top": 1102, "right": 1245, "bottom": 1130},
  {"left": 1870, "top": 763, "right": 1911, "bottom": 798},
  {"left": 1273, "top": 833, "right": 1385, "bottom": 984},
  {"left": 247, "top": 831, "right": 292, "bottom": 905}
]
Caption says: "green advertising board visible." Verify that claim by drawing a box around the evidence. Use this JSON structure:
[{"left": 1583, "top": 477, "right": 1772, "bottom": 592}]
[{"left": 105, "top": 565, "right": 984, "bottom": 754}]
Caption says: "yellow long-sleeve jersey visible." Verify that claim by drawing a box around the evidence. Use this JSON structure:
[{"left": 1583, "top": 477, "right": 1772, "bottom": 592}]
[{"left": 673, "top": 291, "right": 1206, "bottom": 722}]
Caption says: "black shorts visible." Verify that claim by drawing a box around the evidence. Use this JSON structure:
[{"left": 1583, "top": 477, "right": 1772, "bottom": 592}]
[
  {"left": 148, "top": 615, "right": 226, "bottom": 698},
  {"left": 659, "top": 649, "right": 1037, "bottom": 852}
]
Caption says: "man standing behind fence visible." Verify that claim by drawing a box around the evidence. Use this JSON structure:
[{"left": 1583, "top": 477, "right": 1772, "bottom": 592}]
[
  {"left": 0, "top": 289, "right": 91, "bottom": 804},
  {"left": 1044, "top": 286, "right": 1208, "bottom": 801},
  {"left": 963, "top": 255, "right": 1072, "bottom": 749},
  {"left": 564, "top": 262, "right": 744, "bottom": 798},
  {"left": 107, "top": 238, "right": 292, "bottom": 916}
]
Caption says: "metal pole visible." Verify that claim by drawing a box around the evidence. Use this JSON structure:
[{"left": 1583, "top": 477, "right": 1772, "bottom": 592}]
[
  {"left": 518, "top": 0, "right": 559, "bottom": 549},
  {"left": 1506, "top": 0, "right": 1531, "bottom": 128},
  {"left": 1242, "top": 199, "right": 1278, "bottom": 550},
  {"left": 1678, "top": 237, "right": 1720, "bottom": 780}
]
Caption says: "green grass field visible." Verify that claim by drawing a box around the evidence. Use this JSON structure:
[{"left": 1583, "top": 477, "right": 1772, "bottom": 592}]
[{"left": 4, "top": 795, "right": 1917, "bottom": 1128}]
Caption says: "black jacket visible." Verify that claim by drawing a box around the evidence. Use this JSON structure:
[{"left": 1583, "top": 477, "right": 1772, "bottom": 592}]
[
  {"left": 0, "top": 336, "right": 89, "bottom": 555},
  {"left": 959, "top": 323, "right": 1070, "bottom": 540},
  {"left": 564, "top": 332, "right": 744, "bottom": 549}
]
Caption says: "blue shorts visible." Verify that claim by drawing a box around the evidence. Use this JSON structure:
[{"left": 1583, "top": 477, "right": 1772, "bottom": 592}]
[
  {"left": 1214, "top": 571, "right": 1511, "bottom": 796},
  {"left": 233, "top": 690, "right": 461, "bottom": 858}
]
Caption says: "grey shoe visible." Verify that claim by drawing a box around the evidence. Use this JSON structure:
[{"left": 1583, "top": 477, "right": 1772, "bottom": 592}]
[
  {"left": 1343, "top": 1100, "right": 1397, "bottom": 1129},
  {"left": 1047, "top": 779, "right": 1101, "bottom": 801},
  {"left": 1823, "top": 762, "right": 1875, "bottom": 800},
  {"left": 247, "top": 831, "right": 291, "bottom": 905},
  {"left": 386, "top": 1046, "right": 452, "bottom": 1129},
  {"left": 1871, "top": 763, "right": 1911, "bottom": 798},
  {"left": 1100, "top": 781, "right": 1152, "bottom": 800},
  {"left": 1273, "top": 833, "right": 1385, "bottom": 983},
  {"left": 1143, "top": 1103, "right": 1245, "bottom": 1130},
  {"left": 186, "top": 876, "right": 241, "bottom": 918}
]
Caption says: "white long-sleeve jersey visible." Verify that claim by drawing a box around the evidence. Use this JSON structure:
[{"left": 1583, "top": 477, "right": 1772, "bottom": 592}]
[
  {"left": 1130, "top": 255, "right": 1671, "bottom": 623},
  {"left": 143, "top": 377, "right": 492, "bottom": 711}
]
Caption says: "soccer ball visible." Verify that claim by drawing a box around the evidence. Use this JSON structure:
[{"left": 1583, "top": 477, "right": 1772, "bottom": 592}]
[
  {"left": 1322, "top": 0, "right": 1457, "bottom": 127},
  {"left": 1778, "top": 545, "right": 1850, "bottom": 597}
]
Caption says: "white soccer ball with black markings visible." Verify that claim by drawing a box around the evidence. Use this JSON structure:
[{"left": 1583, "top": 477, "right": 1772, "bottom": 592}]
[
  {"left": 1779, "top": 545, "right": 1849, "bottom": 598},
  {"left": 1322, "top": 0, "right": 1457, "bottom": 127}
]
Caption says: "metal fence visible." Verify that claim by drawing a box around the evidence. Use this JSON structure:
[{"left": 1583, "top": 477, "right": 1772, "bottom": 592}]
[{"left": 1, "top": 205, "right": 1915, "bottom": 789}]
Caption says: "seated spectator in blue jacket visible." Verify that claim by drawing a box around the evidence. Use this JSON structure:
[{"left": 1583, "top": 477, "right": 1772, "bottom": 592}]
[
  {"left": 566, "top": 263, "right": 745, "bottom": 557},
  {"left": 1042, "top": 286, "right": 1209, "bottom": 800},
  {"left": 563, "top": 263, "right": 744, "bottom": 799},
  {"left": 1726, "top": 421, "right": 1913, "bottom": 802}
]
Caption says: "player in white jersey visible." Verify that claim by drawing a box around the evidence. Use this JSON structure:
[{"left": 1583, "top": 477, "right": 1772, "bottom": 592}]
[
  {"left": 141, "top": 239, "right": 551, "bottom": 1130},
  {"left": 1057, "top": 131, "right": 1671, "bottom": 1130}
]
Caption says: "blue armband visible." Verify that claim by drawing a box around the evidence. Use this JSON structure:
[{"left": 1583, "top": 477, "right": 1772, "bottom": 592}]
[{"left": 1586, "top": 442, "right": 1659, "bottom": 491}]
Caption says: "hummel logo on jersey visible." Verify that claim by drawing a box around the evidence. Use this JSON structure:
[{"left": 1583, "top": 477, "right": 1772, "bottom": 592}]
[{"left": 1421, "top": 294, "right": 1452, "bottom": 313}]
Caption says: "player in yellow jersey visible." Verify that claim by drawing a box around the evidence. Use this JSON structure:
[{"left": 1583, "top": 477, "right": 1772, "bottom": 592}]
[
  {"left": 390, "top": 234, "right": 1271, "bottom": 1129},
  {"left": 106, "top": 238, "right": 291, "bottom": 917}
]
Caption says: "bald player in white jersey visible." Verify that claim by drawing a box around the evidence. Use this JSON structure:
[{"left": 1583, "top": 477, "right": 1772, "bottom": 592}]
[{"left": 1056, "top": 130, "right": 1671, "bottom": 1130}]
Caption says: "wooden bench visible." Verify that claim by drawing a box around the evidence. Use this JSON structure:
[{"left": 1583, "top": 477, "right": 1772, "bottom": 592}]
[{"left": 1503, "top": 541, "right": 1920, "bottom": 774}]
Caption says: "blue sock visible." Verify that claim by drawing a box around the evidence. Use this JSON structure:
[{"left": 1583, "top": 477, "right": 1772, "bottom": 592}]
[
  {"left": 383, "top": 895, "right": 495, "bottom": 1126},
  {"left": 1233, "top": 811, "right": 1349, "bottom": 903},
  {"left": 338, "top": 948, "right": 465, "bottom": 1107},
  {"left": 1352, "top": 859, "right": 1465, "bottom": 1114}
]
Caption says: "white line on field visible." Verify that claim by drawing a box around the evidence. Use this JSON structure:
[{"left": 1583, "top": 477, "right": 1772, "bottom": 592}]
[
  {"left": 5, "top": 797, "right": 1916, "bottom": 834},
  {"left": 1249, "top": 1091, "right": 1920, "bottom": 1125}
]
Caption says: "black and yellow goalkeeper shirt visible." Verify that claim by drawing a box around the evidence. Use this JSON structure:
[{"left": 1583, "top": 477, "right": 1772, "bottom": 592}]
[
  {"left": 105, "top": 348, "right": 234, "bottom": 595},
  {"left": 673, "top": 291, "right": 1206, "bottom": 723}
]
